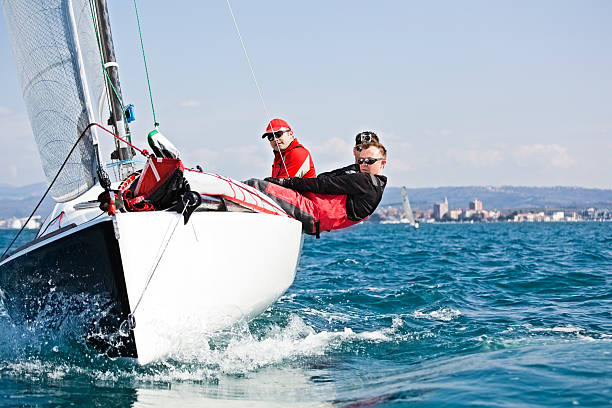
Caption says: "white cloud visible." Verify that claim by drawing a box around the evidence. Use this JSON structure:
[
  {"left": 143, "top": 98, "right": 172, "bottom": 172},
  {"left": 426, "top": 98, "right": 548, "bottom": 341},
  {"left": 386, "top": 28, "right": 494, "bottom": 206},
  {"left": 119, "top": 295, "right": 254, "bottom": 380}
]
[
  {"left": 308, "top": 137, "right": 354, "bottom": 170},
  {"left": 0, "top": 106, "right": 13, "bottom": 116},
  {"left": 513, "top": 144, "right": 575, "bottom": 168},
  {"left": 179, "top": 100, "right": 201, "bottom": 108}
]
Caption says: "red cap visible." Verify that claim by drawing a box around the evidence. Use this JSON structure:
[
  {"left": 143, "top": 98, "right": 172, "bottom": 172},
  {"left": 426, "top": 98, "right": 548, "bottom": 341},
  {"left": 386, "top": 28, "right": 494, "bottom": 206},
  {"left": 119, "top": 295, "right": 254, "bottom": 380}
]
[{"left": 262, "top": 118, "right": 291, "bottom": 138}]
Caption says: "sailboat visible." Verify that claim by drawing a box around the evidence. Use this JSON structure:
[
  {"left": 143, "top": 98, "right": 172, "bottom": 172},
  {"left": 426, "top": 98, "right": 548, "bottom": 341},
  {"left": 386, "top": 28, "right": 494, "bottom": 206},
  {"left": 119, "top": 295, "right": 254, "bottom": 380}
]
[
  {"left": 380, "top": 186, "right": 418, "bottom": 227},
  {"left": 0, "top": 0, "right": 302, "bottom": 364},
  {"left": 399, "top": 186, "right": 419, "bottom": 228}
]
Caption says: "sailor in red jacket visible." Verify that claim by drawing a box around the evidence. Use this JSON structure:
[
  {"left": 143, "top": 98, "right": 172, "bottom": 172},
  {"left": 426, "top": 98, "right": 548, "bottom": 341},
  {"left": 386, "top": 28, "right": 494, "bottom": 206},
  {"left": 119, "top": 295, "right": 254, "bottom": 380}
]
[
  {"left": 246, "top": 142, "right": 387, "bottom": 237},
  {"left": 262, "top": 118, "right": 316, "bottom": 178}
]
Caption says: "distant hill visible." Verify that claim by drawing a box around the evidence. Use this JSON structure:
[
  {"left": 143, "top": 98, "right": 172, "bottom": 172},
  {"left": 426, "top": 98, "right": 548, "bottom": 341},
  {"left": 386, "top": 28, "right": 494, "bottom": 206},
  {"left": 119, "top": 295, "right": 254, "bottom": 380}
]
[
  {"left": 0, "top": 182, "right": 54, "bottom": 219},
  {"left": 0, "top": 182, "right": 47, "bottom": 200},
  {"left": 381, "top": 186, "right": 612, "bottom": 210}
]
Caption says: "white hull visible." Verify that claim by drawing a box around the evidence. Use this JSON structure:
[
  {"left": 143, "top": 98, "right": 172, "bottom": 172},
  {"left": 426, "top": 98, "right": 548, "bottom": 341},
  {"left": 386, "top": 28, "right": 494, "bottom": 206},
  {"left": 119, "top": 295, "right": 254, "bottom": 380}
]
[
  {"left": 0, "top": 172, "right": 303, "bottom": 364},
  {"left": 115, "top": 211, "right": 302, "bottom": 364}
]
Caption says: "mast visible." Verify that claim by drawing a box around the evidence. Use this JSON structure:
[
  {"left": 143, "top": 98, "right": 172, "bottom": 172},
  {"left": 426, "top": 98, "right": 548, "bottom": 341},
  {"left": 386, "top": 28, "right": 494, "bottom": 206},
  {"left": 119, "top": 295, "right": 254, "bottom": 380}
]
[{"left": 94, "top": 0, "right": 134, "bottom": 177}]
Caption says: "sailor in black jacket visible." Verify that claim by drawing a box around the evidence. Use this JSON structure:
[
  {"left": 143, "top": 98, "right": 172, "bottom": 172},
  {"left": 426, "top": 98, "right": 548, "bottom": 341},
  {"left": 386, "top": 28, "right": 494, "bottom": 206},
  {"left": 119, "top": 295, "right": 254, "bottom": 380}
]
[{"left": 248, "top": 142, "right": 387, "bottom": 235}]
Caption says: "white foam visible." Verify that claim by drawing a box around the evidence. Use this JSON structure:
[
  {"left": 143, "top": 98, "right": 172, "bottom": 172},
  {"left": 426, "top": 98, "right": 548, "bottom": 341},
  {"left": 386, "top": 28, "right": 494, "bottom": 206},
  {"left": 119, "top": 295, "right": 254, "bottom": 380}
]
[
  {"left": 301, "top": 308, "right": 353, "bottom": 324},
  {"left": 412, "top": 308, "right": 461, "bottom": 322},
  {"left": 0, "top": 310, "right": 424, "bottom": 384},
  {"left": 143, "top": 313, "right": 421, "bottom": 377},
  {"left": 528, "top": 325, "right": 583, "bottom": 333}
]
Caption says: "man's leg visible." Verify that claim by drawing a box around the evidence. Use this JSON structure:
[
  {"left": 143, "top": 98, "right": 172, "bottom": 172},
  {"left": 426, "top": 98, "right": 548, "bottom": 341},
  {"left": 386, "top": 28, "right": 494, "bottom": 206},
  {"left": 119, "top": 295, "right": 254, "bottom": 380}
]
[{"left": 244, "top": 179, "right": 318, "bottom": 234}]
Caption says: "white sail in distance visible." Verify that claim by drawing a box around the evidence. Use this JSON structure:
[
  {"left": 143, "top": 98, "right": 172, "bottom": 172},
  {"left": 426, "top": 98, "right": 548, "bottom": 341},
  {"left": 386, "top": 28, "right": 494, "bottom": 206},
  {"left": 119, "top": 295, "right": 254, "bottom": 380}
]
[
  {"left": 401, "top": 186, "right": 416, "bottom": 225},
  {"left": 2, "top": 0, "right": 105, "bottom": 202}
]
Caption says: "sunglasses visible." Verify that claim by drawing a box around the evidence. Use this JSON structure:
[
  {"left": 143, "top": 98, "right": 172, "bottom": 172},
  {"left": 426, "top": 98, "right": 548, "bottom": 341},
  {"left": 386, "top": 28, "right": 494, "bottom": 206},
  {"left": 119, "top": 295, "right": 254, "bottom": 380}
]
[
  {"left": 358, "top": 157, "right": 384, "bottom": 165},
  {"left": 264, "top": 130, "right": 289, "bottom": 141}
]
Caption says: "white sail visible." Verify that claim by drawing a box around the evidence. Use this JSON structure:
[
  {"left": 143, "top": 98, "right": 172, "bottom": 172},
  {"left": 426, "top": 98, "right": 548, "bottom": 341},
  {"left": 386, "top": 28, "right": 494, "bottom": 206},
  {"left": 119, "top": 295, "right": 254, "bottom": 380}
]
[
  {"left": 2, "top": 0, "right": 105, "bottom": 202},
  {"left": 401, "top": 186, "right": 416, "bottom": 225}
]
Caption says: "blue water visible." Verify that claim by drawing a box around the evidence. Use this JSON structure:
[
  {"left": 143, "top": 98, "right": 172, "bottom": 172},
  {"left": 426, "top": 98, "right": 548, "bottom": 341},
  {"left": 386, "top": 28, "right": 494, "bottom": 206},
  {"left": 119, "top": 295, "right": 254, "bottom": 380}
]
[{"left": 0, "top": 222, "right": 611, "bottom": 407}]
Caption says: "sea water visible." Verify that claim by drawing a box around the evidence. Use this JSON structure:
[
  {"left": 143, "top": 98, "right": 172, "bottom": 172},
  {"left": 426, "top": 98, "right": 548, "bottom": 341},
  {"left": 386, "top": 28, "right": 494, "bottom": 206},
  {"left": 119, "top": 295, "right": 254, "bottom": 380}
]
[{"left": 0, "top": 222, "right": 610, "bottom": 407}]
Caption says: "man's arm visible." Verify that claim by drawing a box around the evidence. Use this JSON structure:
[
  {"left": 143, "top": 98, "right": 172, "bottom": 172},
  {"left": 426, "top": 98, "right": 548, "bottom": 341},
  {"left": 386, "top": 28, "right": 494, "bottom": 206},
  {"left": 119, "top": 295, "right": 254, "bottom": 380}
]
[
  {"left": 317, "top": 164, "right": 359, "bottom": 178},
  {"left": 282, "top": 172, "right": 374, "bottom": 196}
]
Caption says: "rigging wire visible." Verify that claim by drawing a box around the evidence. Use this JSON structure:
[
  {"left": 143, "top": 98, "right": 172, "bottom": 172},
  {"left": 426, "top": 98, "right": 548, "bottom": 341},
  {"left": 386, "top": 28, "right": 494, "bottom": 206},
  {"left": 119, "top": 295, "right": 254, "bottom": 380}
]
[
  {"left": 1, "top": 123, "right": 93, "bottom": 260},
  {"left": 87, "top": 0, "right": 131, "bottom": 133},
  {"left": 225, "top": 0, "right": 270, "bottom": 119},
  {"left": 0, "top": 122, "right": 147, "bottom": 260},
  {"left": 132, "top": 0, "right": 159, "bottom": 127},
  {"left": 224, "top": 0, "right": 290, "bottom": 177},
  {"left": 129, "top": 207, "right": 187, "bottom": 320}
]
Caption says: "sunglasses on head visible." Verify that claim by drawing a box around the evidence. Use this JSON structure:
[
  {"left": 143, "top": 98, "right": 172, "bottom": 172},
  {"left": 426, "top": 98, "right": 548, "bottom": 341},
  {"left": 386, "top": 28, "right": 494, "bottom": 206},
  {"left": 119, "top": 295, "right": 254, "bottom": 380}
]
[
  {"left": 358, "top": 157, "right": 384, "bottom": 165},
  {"left": 264, "top": 129, "right": 289, "bottom": 141}
]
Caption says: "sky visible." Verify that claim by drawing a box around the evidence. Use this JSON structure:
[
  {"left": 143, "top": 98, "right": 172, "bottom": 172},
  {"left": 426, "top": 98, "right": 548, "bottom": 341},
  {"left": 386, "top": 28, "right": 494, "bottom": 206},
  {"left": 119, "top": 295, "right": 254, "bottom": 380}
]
[{"left": 0, "top": 0, "right": 611, "bottom": 188}]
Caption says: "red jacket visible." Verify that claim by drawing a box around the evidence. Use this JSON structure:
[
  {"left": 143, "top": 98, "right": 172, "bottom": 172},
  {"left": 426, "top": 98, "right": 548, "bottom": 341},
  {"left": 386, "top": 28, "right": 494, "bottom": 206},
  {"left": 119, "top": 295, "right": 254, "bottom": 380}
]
[{"left": 271, "top": 138, "right": 316, "bottom": 178}]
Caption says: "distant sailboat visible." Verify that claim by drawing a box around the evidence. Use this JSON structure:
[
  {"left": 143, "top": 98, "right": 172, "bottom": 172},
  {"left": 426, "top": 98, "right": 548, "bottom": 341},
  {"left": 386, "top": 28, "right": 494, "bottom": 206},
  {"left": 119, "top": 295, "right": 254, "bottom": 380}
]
[
  {"left": 381, "top": 186, "right": 419, "bottom": 227},
  {"left": 400, "top": 187, "right": 419, "bottom": 228}
]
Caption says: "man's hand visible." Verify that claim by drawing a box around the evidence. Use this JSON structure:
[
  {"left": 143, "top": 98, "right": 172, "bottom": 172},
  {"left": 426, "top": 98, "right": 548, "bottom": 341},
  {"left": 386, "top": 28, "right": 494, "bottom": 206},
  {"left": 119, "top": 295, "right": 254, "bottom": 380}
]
[{"left": 264, "top": 177, "right": 286, "bottom": 186}]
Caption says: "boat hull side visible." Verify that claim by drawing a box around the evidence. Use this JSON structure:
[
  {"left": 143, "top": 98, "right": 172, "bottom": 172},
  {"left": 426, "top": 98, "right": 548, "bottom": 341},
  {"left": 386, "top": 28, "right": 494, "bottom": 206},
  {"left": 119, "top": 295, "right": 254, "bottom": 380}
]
[
  {"left": 114, "top": 211, "right": 302, "bottom": 364},
  {"left": 0, "top": 219, "right": 136, "bottom": 357}
]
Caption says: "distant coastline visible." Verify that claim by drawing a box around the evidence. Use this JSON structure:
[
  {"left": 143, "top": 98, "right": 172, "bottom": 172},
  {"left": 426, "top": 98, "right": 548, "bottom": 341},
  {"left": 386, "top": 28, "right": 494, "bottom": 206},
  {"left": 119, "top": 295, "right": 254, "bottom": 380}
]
[
  {"left": 379, "top": 185, "right": 612, "bottom": 210},
  {"left": 1, "top": 182, "right": 611, "bottom": 221},
  {"left": 375, "top": 186, "right": 612, "bottom": 224}
]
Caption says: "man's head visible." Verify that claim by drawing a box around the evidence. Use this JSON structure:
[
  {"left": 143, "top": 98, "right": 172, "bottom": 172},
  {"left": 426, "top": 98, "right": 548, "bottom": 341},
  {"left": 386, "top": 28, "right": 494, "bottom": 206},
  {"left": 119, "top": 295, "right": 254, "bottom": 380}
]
[
  {"left": 353, "top": 131, "right": 380, "bottom": 162},
  {"left": 357, "top": 142, "right": 386, "bottom": 175},
  {"left": 262, "top": 118, "right": 294, "bottom": 151}
]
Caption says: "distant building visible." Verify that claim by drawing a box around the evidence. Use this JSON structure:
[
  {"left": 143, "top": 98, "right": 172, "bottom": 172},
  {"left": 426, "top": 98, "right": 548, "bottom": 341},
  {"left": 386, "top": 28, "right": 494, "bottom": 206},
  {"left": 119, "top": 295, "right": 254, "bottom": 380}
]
[
  {"left": 552, "top": 211, "right": 564, "bottom": 221},
  {"left": 469, "top": 199, "right": 483, "bottom": 212},
  {"left": 449, "top": 209, "right": 461, "bottom": 220},
  {"left": 433, "top": 197, "right": 448, "bottom": 220},
  {"left": 488, "top": 210, "right": 500, "bottom": 220},
  {"left": 462, "top": 209, "right": 475, "bottom": 219}
]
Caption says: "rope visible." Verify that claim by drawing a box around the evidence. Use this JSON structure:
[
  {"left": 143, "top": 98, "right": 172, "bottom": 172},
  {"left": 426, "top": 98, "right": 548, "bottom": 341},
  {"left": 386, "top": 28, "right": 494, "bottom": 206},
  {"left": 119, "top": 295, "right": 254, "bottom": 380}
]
[
  {"left": 1, "top": 123, "right": 95, "bottom": 260},
  {"left": 1, "top": 121, "right": 150, "bottom": 260},
  {"left": 91, "top": 123, "right": 149, "bottom": 156},
  {"left": 224, "top": 0, "right": 290, "bottom": 177},
  {"left": 132, "top": 0, "right": 158, "bottom": 127},
  {"left": 129, "top": 207, "right": 187, "bottom": 318}
]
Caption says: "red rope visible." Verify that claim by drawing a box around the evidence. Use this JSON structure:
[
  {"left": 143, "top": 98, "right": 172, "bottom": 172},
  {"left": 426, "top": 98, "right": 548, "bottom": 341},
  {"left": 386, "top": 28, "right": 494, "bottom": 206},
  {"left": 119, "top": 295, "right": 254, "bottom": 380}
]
[{"left": 90, "top": 122, "right": 149, "bottom": 156}]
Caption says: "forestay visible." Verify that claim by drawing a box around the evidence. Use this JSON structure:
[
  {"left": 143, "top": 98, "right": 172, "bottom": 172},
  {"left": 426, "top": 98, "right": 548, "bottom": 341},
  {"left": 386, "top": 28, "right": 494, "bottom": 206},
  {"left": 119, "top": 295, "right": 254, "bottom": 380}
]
[{"left": 2, "top": 0, "right": 105, "bottom": 202}]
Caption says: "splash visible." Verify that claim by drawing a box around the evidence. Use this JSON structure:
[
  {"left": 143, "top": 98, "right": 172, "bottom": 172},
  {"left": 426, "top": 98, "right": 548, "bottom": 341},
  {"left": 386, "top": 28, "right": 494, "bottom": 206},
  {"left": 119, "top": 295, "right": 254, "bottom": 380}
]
[{"left": 412, "top": 308, "right": 462, "bottom": 322}]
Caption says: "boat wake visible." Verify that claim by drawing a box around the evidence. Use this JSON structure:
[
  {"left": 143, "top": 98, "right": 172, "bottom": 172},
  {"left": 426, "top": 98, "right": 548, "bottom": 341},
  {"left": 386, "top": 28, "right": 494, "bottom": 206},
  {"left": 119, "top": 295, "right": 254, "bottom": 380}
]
[{"left": 0, "top": 296, "right": 409, "bottom": 382}]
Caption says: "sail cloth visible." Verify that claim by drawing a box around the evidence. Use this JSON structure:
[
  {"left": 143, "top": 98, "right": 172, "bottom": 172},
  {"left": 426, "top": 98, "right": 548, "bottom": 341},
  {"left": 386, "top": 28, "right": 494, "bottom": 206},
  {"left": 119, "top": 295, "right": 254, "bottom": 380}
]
[
  {"left": 401, "top": 187, "right": 416, "bottom": 224},
  {"left": 2, "top": 0, "right": 106, "bottom": 202}
]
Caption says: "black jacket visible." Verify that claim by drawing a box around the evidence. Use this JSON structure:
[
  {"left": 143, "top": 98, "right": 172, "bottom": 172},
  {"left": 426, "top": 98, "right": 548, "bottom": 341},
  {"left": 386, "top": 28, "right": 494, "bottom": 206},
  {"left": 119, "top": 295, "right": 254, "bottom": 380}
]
[{"left": 278, "top": 164, "right": 387, "bottom": 221}]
